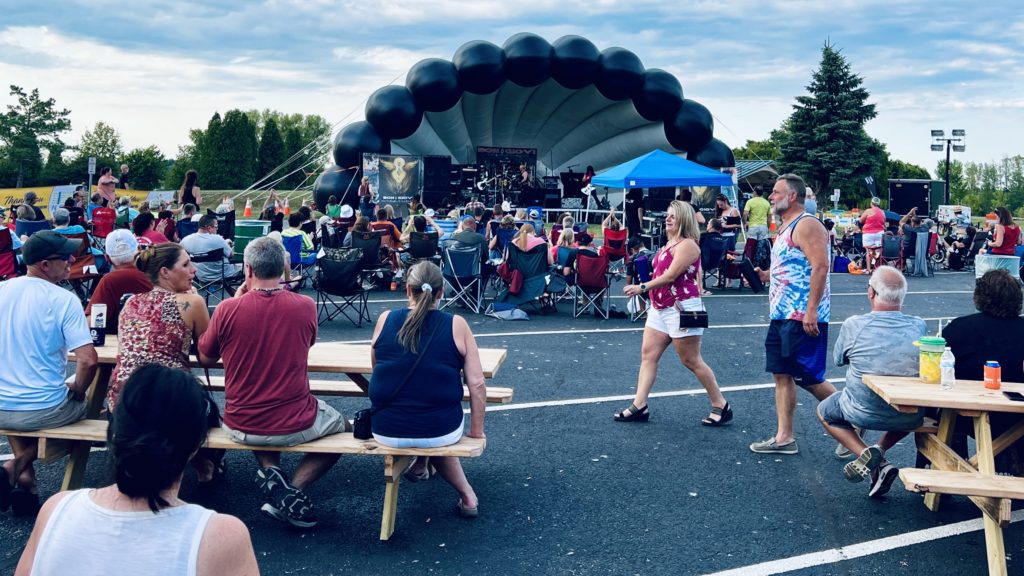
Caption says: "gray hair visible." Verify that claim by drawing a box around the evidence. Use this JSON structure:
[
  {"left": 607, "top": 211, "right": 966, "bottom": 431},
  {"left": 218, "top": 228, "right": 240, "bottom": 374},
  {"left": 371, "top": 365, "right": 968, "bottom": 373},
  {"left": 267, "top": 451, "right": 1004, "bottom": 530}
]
[
  {"left": 53, "top": 208, "right": 71, "bottom": 226},
  {"left": 869, "top": 265, "right": 907, "bottom": 306},
  {"left": 243, "top": 236, "right": 285, "bottom": 280},
  {"left": 776, "top": 173, "right": 807, "bottom": 204}
]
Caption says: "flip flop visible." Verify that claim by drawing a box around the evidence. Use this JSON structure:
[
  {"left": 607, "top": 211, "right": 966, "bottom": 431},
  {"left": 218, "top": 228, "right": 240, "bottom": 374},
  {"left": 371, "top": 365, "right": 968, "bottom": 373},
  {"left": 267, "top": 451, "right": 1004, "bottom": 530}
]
[{"left": 457, "top": 499, "right": 478, "bottom": 519}]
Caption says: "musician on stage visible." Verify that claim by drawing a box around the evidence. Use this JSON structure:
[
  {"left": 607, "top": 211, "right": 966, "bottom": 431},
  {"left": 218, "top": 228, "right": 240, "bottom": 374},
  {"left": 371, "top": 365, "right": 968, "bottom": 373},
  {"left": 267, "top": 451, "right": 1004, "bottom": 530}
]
[{"left": 519, "top": 164, "right": 530, "bottom": 187}]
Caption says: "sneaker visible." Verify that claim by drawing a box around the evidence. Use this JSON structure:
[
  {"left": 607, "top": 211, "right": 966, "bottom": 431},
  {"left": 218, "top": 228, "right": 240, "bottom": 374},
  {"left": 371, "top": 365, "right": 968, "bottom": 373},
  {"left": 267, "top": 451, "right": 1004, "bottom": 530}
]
[
  {"left": 843, "top": 445, "right": 883, "bottom": 483},
  {"left": 749, "top": 437, "right": 799, "bottom": 455},
  {"left": 834, "top": 427, "right": 865, "bottom": 460},
  {"left": 261, "top": 488, "right": 317, "bottom": 529},
  {"left": 868, "top": 463, "right": 899, "bottom": 498},
  {"left": 255, "top": 466, "right": 291, "bottom": 505}
]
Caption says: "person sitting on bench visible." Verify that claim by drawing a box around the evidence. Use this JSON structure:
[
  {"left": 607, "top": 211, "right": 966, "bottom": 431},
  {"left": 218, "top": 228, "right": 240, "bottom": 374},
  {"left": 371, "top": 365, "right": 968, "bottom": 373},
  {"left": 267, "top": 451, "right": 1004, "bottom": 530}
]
[
  {"left": 816, "top": 266, "right": 926, "bottom": 498},
  {"left": 199, "top": 237, "right": 348, "bottom": 529},
  {"left": 16, "top": 365, "right": 259, "bottom": 575}
]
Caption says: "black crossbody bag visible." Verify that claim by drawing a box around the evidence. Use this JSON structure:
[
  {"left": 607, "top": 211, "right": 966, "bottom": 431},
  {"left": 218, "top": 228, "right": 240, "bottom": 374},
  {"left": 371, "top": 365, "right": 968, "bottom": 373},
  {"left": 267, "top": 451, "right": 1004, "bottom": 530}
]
[
  {"left": 353, "top": 319, "right": 441, "bottom": 440},
  {"left": 678, "top": 306, "right": 709, "bottom": 329}
]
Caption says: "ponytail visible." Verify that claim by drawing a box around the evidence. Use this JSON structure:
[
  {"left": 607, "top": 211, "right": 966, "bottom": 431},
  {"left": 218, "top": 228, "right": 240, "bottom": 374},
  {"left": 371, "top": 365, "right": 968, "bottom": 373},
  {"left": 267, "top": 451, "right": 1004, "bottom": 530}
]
[
  {"left": 136, "top": 242, "right": 184, "bottom": 283},
  {"left": 515, "top": 223, "right": 535, "bottom": 251},
  {"left": 397, "top": 262, "right": 442, "bottom": 353}
]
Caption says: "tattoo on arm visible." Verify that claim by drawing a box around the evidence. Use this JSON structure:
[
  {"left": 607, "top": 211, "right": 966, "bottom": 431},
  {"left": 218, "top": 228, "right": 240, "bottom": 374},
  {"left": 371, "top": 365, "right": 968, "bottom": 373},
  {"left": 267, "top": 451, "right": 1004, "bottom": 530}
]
[{"left": 181, "top": 301, "right": 191, "bottom": 312}]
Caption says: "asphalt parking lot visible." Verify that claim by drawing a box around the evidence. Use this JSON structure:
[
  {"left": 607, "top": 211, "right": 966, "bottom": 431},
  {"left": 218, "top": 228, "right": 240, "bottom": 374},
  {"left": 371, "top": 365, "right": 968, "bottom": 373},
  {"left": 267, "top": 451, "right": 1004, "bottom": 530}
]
[{"left": 0, "top": 268, "right": 1018, "bottom": 575}]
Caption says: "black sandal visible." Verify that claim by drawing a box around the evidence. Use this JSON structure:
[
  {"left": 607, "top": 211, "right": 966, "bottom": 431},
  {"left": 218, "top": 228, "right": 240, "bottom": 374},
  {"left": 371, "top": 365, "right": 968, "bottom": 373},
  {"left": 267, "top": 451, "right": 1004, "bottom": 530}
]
[
  {"left": 614, "top": 403, "right": 650, "bottom": 422},
  {"left": 701, "top": 403, "right": 733, "bottom": 427}
]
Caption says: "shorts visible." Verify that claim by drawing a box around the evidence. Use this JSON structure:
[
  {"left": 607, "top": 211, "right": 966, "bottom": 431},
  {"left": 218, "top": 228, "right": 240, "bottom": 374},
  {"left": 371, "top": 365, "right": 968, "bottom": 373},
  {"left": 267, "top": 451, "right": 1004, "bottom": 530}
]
[
  {"left": 765, "top": 320, "right": 828, "bottom": 388},
  {"left": 373, "top": 420, "right": 464, "bottom": 449},
  {"left": 223, "top": 399, "right": 349, "bottom": 447},
  {"left": 645, "top": 298, "right": 705, "bottom": 339},
  {"left": 862, "top": 232, "right": 883, "bottom": 249},
  {"left": 818, "top": 391, "right": 923, "bottom": 431},
  {"left": 0, "top": 390, "right": 87, "bottom": 432},
  {"left": 747, "top": 226, "right": 770, "bottom": 241}
]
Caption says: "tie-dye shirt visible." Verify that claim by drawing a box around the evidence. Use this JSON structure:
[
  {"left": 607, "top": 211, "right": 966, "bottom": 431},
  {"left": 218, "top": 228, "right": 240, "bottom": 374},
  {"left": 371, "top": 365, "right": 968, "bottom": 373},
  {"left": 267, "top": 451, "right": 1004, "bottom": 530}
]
[{"left": 769, "top": 215, "right": 830, "bottom": 321}]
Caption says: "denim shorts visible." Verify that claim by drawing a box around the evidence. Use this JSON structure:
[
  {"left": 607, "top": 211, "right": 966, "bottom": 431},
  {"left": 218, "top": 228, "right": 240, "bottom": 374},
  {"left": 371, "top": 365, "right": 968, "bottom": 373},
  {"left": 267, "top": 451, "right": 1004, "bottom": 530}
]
[
  {"left": 818, "top": 391, "right": 923, "bottom": 431},
  {"left": 765, "top": 320, "right": 828, "bottom": 388}
]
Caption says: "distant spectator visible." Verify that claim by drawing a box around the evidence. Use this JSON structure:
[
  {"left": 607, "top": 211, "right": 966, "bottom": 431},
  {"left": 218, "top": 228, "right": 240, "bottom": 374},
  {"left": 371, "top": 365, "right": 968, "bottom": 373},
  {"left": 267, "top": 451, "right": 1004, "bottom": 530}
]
[
  {"left": 180, "top": 215, "right": 242, "bottom": 284},
  {"left": 944, "top": 225, "right": 977, "bottom": 270},
  {"left": 15, "top": 364, "right": 258, "bottom": 575},
  {"left": 552, "top": 226, "right": 575, "bottom": 262},
  {"left": 86, "top": 230, "right": 153, "bottom": 335},
  {"left": 981, "top": 207, "right": 1020, "bottom": 256},
  {"left": 325, "top": 195, "right": 341, "bottom": 219},
  {"left": 624, "top": 236, "right": 652, "bottom": 285},
  {"left": 118, "top": 163, "right": 130, "bottom": 189},
  {"left": 133, "top": 213, "right": 169, "bottom": 247},
  {"left": 710, "top": 194, "right": 740, "bottom": 250},
  {"left": 513, "top": 223, "right": 554, "bottom": 265},
  {"left": 281, "top": 213, "right": 314, "bottom": 255},
  {"left": 116, "top": 196, "right": 139, "bottom": 228},
  {"left": 743, "top": 186, "right": 771, "bottom": 240},
  {"left": 16, "top": 204, "right": 36, "bottom": 222},
  {"left": 804, "top": 187, "right": 818, "bottom": 216},
  {"left": 342, "top": 215, "right": 370, "bottom": 248},
  {"left": 177, "top": 170, "right": 202, "bottom": 208},
  {"left": 898, "top": 207, "right": 928, "bottom": 260},
  {"left": 859, "top": 197, "right": 886, "bottom": 273},
  {"left": 488, "top": 215, "right": 516, "bottom": 260},
  {"left": 23, "top": 192, "right": 45, "bottom": 221},
  {"left": 97, "top": 167, "right": 119, "bottom": 206},
  {"left": 87, "top": 193, "right": 105, "bottom": 220}
]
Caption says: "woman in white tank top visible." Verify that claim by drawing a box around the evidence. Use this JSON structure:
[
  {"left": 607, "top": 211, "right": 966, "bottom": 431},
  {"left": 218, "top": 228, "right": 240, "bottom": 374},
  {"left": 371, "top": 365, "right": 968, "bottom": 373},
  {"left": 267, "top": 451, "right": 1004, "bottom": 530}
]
[{"left": 16, "top": 365, "right": 259, "bottom": 576}]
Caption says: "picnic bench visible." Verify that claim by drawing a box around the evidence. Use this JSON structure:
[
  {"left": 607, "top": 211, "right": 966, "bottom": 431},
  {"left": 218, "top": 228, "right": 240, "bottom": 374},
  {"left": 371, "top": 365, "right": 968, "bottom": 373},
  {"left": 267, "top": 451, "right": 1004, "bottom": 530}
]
[
  {"left": 864, "top": 375, "right": 1024, "bottom": 576},
  {"left": 1, "top": 335, "right": 508, "bottom": 540}
]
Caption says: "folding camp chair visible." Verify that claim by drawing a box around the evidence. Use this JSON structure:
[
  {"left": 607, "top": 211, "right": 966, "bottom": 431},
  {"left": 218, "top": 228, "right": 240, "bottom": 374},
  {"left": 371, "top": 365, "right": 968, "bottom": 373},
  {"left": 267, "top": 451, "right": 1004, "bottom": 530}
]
[
  {"left": 879, "top": 233, "right": 903, "bottom": 270},
  {"left": 314, "top": 247, "right": 370, "bottom": 327},
  {"left": 188, "top": 248, "right": 238, "bottom": 304},
  {"left": 550, "top": 246, "right": 577, "bottom": 304},
  {"left": 0, "top": 227, "right": 17, "bottom": 281},
  {"left": 403, "top": 231, "right": 440, "bottom": 267},
  {"left": 282, "top": 235, "right": 316, "bottom": 289},
  {"left": 15, "top": 219, "right": 51, "bottom": 238},
  {"left": 602, "top": 227, "right": 628, "bottom": 276},
  {"left": 440, "top": 242, "right": 484, "bottom": 313},
  {"left": 176, "top": 219, "right": 199, "bottom": 240},
  {"left": 60, "top": 231, "right": 101, "bottom": 306},
  {"left": 91, "top": 208, "right": 117, "bottom": 241},
  {"left": 628, "top": 253, "right": 652, "bottom": 322},
  {"left": 700, "top": 233, "right": 729, "bottom": 289},
  {"left": 350, "top": 230, "right": 391, "bottom": 290},
  {"left": 207, "top": 209, "right": 236, "bottom": 240},
  {"left": 574, "top": 251, "right": 610, "bottom": 319},
  {"left": 495, "top": 243, "right": 551, "bottom": 312}
]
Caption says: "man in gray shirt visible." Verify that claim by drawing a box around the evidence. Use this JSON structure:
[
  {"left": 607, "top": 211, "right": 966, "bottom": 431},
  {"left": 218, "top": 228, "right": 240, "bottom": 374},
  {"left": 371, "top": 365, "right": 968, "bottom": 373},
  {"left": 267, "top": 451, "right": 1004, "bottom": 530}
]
[
  {"left": 817, "top": 266, "right": 926, "bottom": 498},
  {"left": 181, "top": 214, "right": 243, "bottom": 284}
]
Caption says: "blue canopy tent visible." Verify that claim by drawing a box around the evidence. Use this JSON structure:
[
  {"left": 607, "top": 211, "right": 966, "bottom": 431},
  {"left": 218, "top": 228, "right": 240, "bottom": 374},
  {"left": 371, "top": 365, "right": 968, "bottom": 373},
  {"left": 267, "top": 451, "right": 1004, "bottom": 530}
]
[{"left": 591, "top": 149, "right": 733, "bottom": 188}]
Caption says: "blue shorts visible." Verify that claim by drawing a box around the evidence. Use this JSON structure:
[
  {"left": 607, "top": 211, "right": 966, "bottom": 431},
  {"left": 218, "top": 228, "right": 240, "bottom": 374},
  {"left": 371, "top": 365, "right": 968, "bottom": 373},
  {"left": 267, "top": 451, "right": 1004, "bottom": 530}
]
[{"left": 765, "top": 320, "right": 828, "bottom": 388}]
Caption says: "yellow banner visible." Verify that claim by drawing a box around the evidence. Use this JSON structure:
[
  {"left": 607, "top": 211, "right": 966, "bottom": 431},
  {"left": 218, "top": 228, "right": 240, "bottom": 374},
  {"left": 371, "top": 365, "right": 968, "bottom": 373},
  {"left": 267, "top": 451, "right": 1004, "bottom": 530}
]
[{"left": 1, "top": 186, "right": 152, "bottom": 219}]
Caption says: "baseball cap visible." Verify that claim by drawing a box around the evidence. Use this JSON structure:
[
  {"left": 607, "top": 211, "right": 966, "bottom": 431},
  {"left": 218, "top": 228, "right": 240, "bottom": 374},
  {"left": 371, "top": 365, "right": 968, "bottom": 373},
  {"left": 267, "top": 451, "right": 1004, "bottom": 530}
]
[
  {"left": 22, "top": 230, "right": 82, "bottom": 265},
  {"left": 870, "top": 197, "right": 881, "bottom": 205},
  {"left": 105, "top": 229, "right": 139, "bottom": 260},
  {"left": 528, "top": 208, "right": 541, "bottom": 218},
  {"left": 339, "top": 204, "right": 354, "bottom": 218},
  {"left": 24, "top": 191, "right": 38, "bottom": 203}
]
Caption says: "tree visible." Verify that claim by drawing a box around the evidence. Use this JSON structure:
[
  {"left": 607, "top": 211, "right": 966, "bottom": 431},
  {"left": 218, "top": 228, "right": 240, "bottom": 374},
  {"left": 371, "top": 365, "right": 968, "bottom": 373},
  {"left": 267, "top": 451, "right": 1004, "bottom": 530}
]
[
  {"left": 255, "top": 117, "right": 285, "bottom": 188},
  {"left": 888, "top": 160, "right": 931, "bottom": 180},
  {"left": 214, "top": 109, "right": 258, "bottom": 189},
  {"left": 78, "top": 121, "right": 123, "bottom": 160},
  {"left": 198, "top": 113, "right": 225, "bottom": 189},
  {"left": 0, "top": 85, "right": 71, "bottom": 187},
  {"left": 777, "top": 42, "right": 878, "bottom": 204},
  {"left": 732, "top": 137, "right": 781, "bottom": 161},
  {"left": 282, "top": 126, "right": 306, "bottom": 188},
  {"left": 936, "top": 159, "right": 967, "bottom": 205},
  {"left": 121, "top": 146, "right": 167, "bottom": 190}
]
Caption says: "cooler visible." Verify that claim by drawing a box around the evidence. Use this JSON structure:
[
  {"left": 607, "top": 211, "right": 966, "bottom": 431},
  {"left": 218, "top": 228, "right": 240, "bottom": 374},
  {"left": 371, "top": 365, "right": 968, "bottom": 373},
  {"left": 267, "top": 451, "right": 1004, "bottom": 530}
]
[
  {"left": 974, "top": 254, "right": 1020, "bottom": 279},
  {"left": 234, "top": 220, "right": 271, "bottom": 261}
]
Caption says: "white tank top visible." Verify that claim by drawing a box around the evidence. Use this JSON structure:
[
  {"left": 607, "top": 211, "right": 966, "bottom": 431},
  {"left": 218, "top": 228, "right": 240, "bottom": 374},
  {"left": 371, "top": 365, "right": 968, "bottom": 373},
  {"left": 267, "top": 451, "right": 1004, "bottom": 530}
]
[{"left": 31, "top": 489, "right": 214, "bottom": 576}]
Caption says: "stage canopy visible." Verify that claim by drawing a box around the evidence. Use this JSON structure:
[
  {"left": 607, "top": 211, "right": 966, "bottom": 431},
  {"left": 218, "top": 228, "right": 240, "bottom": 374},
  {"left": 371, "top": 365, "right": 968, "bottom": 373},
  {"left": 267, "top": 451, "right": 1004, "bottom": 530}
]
[
  {"left": 592, "top": 149, "right": 733, "bottom": 189},
  {"left": 316, "top": 33, "right": 735, "bottom": 207}
]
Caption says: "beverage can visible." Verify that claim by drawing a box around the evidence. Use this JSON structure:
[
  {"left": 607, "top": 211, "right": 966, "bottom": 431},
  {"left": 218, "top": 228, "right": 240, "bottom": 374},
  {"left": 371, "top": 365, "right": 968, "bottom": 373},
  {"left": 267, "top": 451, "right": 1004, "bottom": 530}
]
[
  {"left": 91, "top": 304, "right": 107, "bottom": 329},
  {"left": 984, "top": 361, "right": 1001, "bottom": 390}
]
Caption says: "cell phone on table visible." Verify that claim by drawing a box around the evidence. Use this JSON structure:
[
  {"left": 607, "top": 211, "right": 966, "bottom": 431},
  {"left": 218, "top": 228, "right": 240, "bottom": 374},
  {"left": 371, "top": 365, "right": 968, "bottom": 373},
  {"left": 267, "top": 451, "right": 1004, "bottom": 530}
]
[{"left": 1003, "top": 391, "right": 1024, "bottom": 402}]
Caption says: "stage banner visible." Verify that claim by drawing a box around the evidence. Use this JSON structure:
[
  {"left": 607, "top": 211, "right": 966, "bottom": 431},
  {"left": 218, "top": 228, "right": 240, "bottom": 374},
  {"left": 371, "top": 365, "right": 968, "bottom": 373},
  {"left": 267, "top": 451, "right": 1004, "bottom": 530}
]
[
  {"left": 689, "top": 168, "right": 738, "bottom": 221},
  {"left": 363, "top": 153, "right": 421, "bottom": 218}
]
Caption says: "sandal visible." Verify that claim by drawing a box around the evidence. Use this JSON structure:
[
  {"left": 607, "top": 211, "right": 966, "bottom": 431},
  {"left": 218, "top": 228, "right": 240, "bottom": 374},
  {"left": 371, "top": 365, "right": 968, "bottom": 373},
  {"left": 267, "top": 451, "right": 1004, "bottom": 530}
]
[
  {"left": 701, "top": 289, "right": 712, "bottom": 296},
  {"left": 457, "top": 499, "right": 479, "bottom": 519},
  {"left": 613, "top": 403, "right": 650, "bottom": 422},
  {"left": 701, "top": 402, "right": 733, "bottom": 426}
]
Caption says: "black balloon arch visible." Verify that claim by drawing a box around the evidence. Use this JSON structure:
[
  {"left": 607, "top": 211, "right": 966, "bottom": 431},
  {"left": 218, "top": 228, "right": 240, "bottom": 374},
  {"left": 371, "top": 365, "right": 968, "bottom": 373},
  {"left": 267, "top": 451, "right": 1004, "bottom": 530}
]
[{"left": 315, "top": 33, "right": 735, "bottom": 210}]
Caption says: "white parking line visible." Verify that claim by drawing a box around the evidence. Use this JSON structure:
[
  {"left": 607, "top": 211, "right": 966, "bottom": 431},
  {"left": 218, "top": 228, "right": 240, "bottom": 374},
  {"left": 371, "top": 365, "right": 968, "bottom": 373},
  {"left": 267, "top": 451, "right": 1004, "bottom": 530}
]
[
  {"left": 702, "top": 509, "right": 1024, "bottom": 576},
  {"left": 0, "top": 446, "right": 106, "bottom": 461},
  {"left": 363, "top": 290, "right": 972, "bottom": 304}
]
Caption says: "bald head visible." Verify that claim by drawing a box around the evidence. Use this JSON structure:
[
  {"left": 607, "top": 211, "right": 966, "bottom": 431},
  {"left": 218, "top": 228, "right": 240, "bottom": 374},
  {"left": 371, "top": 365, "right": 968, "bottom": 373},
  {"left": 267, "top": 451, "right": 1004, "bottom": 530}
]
[{"left": 868, "top": 266, "right": 907, "bottom": 309}]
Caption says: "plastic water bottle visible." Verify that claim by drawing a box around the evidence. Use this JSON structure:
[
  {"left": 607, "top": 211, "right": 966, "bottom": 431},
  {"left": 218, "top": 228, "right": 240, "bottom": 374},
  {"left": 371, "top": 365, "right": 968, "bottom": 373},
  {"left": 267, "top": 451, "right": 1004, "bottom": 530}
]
[{"left": 940, "top": 347, "right": 956, "bottom": 390}]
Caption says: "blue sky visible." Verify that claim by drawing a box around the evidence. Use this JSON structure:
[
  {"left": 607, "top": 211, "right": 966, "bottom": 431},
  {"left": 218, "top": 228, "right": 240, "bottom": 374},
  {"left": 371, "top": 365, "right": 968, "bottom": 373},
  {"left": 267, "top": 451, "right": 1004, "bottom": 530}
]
[{"left": 2, "top": 0, "right": 1021, "bottom": 180}]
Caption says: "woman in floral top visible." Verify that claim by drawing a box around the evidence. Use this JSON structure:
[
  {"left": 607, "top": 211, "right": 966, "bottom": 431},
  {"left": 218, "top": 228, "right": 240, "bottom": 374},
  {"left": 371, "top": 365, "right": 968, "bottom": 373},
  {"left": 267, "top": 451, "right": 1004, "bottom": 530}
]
[{"left": 617, "top": 201, "right": 731, "bottom": 426}]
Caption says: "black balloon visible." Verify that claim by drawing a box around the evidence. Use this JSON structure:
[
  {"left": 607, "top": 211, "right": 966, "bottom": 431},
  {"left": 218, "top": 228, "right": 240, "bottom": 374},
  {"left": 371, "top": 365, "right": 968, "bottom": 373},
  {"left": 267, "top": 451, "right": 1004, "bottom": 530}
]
[
  {"left": 313, "top": 166, "right": 360, "bottom": 212},
  {"left": 453, "top": 40, "right": 505, "bottom": 95},
  {"left": 406, "top": 58, "right": 462, "bottom": 112},
  {"left": 633, "top": 69, "right": 684, "bottom": 122},
  {"left": 365, "top": 86, "right": 422, "bottom": 140},
  {"left": 502, "top": 33, "right": 552, "bottom": 87},
  {"left": 690, "top": 138, "right": 735, "bottom": 169},
  {"left": 664, "top": 99, "right": 714, "bottom": 152},
  {"left": 550, "top": 35, "right": 600, "bottom": 89},
  {"left": 332, "top": 121, "right": 388, "bottom": 169},
  {"left": 595, "top": 47, "right": 645, "bottom": 101}
]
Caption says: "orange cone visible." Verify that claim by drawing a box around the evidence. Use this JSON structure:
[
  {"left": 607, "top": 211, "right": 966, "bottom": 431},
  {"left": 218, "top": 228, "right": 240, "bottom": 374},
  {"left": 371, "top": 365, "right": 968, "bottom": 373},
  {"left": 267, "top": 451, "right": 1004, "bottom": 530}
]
[
  {"left": 283, "top": 198, "right": 291, "bottom": 216},
  {"left": 243, "top": 198, "right": 253, "bottom": 218},
  {"left": 769, "top": 218, "right": 777, "bottom": 234}
]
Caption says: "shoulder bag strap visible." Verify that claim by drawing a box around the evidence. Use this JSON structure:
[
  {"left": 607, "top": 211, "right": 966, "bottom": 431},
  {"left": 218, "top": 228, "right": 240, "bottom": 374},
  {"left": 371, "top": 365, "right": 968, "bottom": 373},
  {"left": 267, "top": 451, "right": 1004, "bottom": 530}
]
[{"left": 370, "top": 313, "right": 443, "bottom": 416}]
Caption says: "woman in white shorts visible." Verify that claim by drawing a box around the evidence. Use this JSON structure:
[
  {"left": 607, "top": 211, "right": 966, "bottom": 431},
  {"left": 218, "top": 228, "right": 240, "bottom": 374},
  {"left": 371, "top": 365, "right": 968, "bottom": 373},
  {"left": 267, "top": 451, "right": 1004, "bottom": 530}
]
[{"left": 617, "top": 201, "right": 732, "bottom": 426}]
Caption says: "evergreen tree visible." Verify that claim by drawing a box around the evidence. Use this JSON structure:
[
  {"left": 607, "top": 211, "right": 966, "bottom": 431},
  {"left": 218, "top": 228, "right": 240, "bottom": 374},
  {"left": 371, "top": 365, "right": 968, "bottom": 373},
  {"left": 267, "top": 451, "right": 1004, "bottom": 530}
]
[
  {"left": 282, "top": 126, "right": 306, "bottom": 188},
  {"left": 216, "top": 109, "right": 258, "bottom": 189},
  {"left": 777, "top": 42, "right": 877, "bottom": 202},
  {"left": 256, "top": 117, "right": 286, "bottom": 188},
  {"left": 0, "top": 85, "right": 71, "bottom": 187},
  {"left": 198, "top": 113, "right": 224, "bottom": 189}
]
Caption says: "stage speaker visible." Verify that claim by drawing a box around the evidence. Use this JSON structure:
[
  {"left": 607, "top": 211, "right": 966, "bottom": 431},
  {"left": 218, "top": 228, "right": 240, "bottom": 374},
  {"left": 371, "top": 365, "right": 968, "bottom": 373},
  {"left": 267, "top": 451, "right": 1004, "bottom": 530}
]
[
  {"left": 560, "top": 172, "right": 584, "bottom": 198},
  {"left": 423, "top": 155, "right": 452, "bottom": 192}
]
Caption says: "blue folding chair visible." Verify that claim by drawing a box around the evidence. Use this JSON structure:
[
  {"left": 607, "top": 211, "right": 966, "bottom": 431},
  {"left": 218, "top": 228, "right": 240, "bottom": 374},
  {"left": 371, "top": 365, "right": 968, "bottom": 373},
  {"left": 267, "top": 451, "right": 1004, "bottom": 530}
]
[
  {"left": 15, "top": 219, "right": 51, "bottom": 238},
  {"left": 282, "top": 234, "right": 316, "bottom": 288}
]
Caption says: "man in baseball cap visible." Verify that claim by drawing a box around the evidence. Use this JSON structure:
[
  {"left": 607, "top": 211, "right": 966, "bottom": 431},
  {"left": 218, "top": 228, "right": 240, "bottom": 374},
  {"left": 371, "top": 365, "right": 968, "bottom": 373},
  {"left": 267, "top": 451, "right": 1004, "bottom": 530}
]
[{"left": 0, "top": 231, "right": 95, "bottom": 515}]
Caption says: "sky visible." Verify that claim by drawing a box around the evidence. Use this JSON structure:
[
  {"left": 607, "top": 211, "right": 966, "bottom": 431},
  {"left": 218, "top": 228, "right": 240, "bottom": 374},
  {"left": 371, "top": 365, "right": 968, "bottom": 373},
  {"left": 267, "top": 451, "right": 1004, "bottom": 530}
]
[{"left": 2, "top": 0, "right": 1022, "bottom": 181}]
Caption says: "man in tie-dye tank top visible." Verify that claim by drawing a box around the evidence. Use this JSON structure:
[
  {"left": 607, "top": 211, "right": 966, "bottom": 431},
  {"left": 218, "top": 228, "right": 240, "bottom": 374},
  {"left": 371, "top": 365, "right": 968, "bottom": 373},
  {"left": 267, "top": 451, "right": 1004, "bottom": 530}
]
[{"left": 749, "top": 174, "right": 836, "bottom": 456}]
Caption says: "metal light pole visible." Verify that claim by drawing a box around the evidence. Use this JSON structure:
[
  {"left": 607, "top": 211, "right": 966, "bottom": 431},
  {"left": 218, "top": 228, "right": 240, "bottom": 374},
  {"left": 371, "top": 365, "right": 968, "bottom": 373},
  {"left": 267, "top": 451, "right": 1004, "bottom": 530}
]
[{"left": 930, "top": 129, "right": 965, "bottom": 204}]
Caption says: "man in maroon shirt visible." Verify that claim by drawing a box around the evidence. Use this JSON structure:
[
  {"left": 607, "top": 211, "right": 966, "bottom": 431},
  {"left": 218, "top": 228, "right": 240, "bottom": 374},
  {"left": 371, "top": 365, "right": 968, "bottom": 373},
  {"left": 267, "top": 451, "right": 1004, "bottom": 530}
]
[{"left": 199, "top": 237, "right": 348, "bottom": 528}]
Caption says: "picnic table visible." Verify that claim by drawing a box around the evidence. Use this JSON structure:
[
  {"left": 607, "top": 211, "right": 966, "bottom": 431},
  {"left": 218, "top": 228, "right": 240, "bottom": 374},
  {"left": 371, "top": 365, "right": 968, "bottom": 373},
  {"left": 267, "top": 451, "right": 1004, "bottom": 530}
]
[
  {"left": 863, "top": 375, "right": 1024, "bottom": 576},
  {"left": 55, "top": 335, "right": 508, "bottom": 491}
]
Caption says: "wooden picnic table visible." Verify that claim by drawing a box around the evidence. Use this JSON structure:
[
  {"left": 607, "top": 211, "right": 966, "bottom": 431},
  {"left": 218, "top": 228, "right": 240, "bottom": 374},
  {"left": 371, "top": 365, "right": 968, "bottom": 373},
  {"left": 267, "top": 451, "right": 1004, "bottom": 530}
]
[
  {"left": 58, "top": 335, "right": 508, "bottom": 491},
  {"left": 863, "top": 375, "right": 1024, "bottom": 576}
]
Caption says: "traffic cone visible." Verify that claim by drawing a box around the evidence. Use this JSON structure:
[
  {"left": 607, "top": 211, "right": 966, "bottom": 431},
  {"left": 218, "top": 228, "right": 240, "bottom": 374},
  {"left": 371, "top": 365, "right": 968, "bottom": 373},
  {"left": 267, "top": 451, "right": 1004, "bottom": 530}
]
[
  {"left": 243, "top": 198, "right": 252, "bottom": 218},
  {"left": 274, "top": 200, "right": 281, "bottom": 214},
  {"left": 769, "top": 218, "right": 777, "bottom": 234},
  {"left": 283, "top": 198, "right": 291, "bottom": 216},
  {"left": 390, "top": 279, "right": 398, "bottom": 291}
]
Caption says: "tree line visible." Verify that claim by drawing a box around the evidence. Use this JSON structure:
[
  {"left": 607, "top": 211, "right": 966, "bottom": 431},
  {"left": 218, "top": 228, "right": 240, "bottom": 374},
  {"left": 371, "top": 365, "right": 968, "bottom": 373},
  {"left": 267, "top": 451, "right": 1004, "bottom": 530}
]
[{"left": 0, "top": 84, "right": 329, "bottom": 192}]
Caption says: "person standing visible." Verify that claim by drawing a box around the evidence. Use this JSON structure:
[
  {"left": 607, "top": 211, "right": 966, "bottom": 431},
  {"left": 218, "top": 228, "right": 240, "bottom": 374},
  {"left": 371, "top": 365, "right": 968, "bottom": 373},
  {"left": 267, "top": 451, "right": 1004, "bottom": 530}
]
[
  {"left": 981, "top": 207, "right": 1020, "bottom": 256},
  {"left": 710, "top": 194, "right": 740, "bottom": 250},
  {"left": 118, "top": 164, "right": 131, "bottom": 190},
  {"left": 750, "top": 173, "right": 835, "bottom": 454},
  {"left": 743, "top": 186, "right": 772, "bottom": 241},
  {"left": 858, "top": 197, "right": 886, "bottom": 273},
  {"left": 97, "top": 167, "right": 119, "bottom": 207},
  {"left": 624, "top": 188, "right": 644, "bottom": 239},
  {"left": 617, "top": 201, "right": 731, "bottom": 426},
  {"left": 358, "top": 176, "right": 374, "bottom": 219},
  {"left": 178, "top": 170, "right": 202, "bottom": 209}
]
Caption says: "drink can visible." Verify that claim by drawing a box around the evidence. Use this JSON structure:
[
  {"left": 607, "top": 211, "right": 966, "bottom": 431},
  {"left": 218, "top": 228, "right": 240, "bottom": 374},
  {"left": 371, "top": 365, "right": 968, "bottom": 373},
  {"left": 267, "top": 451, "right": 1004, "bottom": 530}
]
[
  {"left": 90, "top": 304, "right": 107, "bottom": 347},
  {"left": 984, "top": 361, "right": 1001, "bottom": 390}
]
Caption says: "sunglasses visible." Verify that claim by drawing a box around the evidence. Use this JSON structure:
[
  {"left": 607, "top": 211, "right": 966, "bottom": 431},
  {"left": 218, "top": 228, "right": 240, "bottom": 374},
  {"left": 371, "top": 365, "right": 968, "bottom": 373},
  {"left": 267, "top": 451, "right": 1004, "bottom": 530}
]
[{"left": 45, "top": 254, "right": 72, "bottom": 262}]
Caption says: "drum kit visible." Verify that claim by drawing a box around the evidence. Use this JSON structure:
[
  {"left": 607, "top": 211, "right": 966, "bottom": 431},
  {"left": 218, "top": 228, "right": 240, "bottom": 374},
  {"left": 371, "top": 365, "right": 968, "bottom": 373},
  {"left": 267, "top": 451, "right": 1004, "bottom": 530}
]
[{"left": 473, "top": 162, "right": 521, "bottom": 205}]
